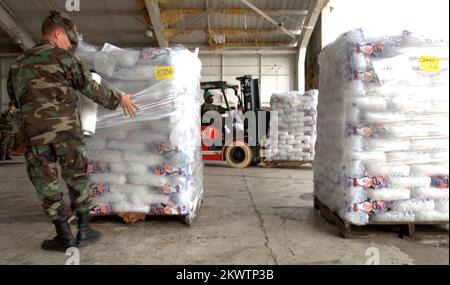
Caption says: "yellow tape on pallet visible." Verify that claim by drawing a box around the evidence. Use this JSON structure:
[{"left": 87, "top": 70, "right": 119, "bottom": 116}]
[
  {"left": 419, "top": 56, "right": 440, "bottom": 72},
  {"left": 155, "top": 66, "right": 175, "bottom": 80}
]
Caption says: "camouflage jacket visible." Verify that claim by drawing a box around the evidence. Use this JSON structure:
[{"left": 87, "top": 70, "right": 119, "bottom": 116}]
[
  {"left": 0, "top": 110, "right": 17, "bottom": 135},
  {"left": 201, "top": 103, "right": 225, "bottom": 116},
  {"left": 7, "top": 41, "right": 122, "bottom": 146}
]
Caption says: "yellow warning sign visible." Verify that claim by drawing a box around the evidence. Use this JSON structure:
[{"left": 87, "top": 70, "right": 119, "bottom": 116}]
[
  {"left": 419, "top": 56, "right": 440, "bottom": 72},
  {"left": 155, "top": 66, "right": 175, "bottom": 80}
]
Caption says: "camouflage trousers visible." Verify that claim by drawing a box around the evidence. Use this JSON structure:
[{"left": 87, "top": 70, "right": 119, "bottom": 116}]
[
  {"left": 0, "top": 133, "right": 14, "bottom": 158},
  {"left": 24, "top": 139, "right": 93, "bottom": 221}
]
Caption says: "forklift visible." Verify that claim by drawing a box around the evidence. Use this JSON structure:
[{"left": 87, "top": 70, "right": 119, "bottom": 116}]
[{"left": 201, "top": 75, "right": 270, "bottom": 168}]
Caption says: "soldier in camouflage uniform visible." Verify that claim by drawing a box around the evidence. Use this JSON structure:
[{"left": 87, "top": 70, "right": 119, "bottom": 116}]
[
  {"left": 201, "top": 90, "right": 226, "bottom": 117},
  {"left": 7, "top": 11, "right": 139, "bottom": 252},
  {"left": 0, "top": 101, "right": 17, "bottom": 161}
]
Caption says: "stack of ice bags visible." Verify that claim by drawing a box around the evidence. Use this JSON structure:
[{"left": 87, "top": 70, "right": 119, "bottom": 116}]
[
  {"left": 266, "top": 90, "right": 318, "bottom": 161},
  {"left": 313, "top": 29, "right": 449, "bottom": 225},
  {"left": 76, "top": 42, "right": 204, "bottom": 216}
]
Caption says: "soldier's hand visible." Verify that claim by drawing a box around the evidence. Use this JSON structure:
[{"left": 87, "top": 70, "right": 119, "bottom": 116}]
[{"left": 120, "top": 94, "right": 140, "bottom": 117}]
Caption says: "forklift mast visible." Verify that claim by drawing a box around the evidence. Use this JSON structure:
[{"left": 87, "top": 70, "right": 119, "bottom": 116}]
[
  {"left": 236, "top": 75, "right": 261, "bottom": 112},
  {"left": 235, "top": 75, "right": 270, "bottom": 163}
]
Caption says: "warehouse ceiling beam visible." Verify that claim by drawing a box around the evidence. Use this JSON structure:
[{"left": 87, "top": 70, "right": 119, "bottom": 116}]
[
  {"left": 296, "top": 0, "right": 326, "bottom": 92},
  {"left": 89, "top": 42, "right": 297, "bottom": 51},
  {"left": 79, "top": 31, "right": 148, "bottom": 37},
  {"left": 209, "top": 41, "right": 295, "bottom": 49},
  {"left": 164, "top": 28, "right": 301, "bottom": 39},
  {"left": 15, "top": 9, "right": 308, "bottom": 24},
  {"left": 160, "top": 8, "right": 308, "bottom": 25},
  {"left": 198, "top": 49, "right": 297, "bottom": 55},
  {"left": 144, "top": 0, "right": 168, "bottom": 47},
  {"left": 14, "top": 8, "right": 306, "bottom": 20},
  {"left": 161, "top": 8, "right": 308, "bottom": 15},
  {"left": 17, "top": 11, "right": 143, "bottom": 17},
  {"left": 0, "top": 0, "right": 35, "bottom": 50},
  {"left": 100, "top": 41, "right": 293, "bottom": 48},
  {"left": 239, "top": 0, "right": 297, "bottom": 39},
  {"left": 171, "top": 0, "right": 227, "bottom": 39}
]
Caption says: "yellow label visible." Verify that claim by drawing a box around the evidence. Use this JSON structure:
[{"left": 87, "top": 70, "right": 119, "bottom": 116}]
[
  {"left": 419, "top": 56, "right": 440, "bottom": 72},
  {"left": 155, "top": 66, "right": 175, "bottom": 80}
]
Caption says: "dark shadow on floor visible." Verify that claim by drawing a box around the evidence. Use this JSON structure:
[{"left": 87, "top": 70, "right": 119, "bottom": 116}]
[{"left": 90, "top": 214, "right": 189, "bottom": 226}]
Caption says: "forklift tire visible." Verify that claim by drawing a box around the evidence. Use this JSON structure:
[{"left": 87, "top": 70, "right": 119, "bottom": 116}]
[{"left": 224, "top": 143, "right": 253, "bottom": 169}]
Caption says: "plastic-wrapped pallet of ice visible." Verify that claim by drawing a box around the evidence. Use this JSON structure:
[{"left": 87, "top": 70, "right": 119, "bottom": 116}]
[
  {"left": 313, "top": 29, "right": 449, "bottom": 226},
  {"left": 76, "top": 41, "right": 204, "bottom": 224},
  {"left": 266, "top": 90, "right": 318, "bottom": 162}
]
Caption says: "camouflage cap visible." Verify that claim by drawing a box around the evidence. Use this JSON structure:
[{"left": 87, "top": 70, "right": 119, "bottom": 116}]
[{"left": 47, "top": 10, "right": 79, "bottom": 47}]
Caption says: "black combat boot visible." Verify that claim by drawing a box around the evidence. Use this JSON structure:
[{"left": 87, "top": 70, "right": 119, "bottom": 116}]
[
  {"left": 5, "top": 152, "right": 12, "bottom": 160},
  {"left": 77, "top": 212, "right": 101, "bottom": 246},
  {"left": 42, "top": 218, "right": 77, "bottom": 252}
]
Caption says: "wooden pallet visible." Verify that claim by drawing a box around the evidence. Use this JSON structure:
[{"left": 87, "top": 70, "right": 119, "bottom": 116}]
[
  {"left": 91, "top": 212, "right": 182, "bottom": 224},
  {"left": 263, "top": 160, "right": 313, "bottom": 168},
  {"left": 313, "top": 197, "right": 448, "bottom": 238},
  {"left": 90, "top": 197, "right": 204, "bottom": 226}
]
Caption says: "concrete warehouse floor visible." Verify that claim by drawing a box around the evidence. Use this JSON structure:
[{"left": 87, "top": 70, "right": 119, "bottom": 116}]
[{"left": 0, "top": 158, "right": 448, "bottom": 265}]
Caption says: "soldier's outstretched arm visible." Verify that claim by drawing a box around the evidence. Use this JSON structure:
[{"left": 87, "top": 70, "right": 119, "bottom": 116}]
[
  {"left": 119, "top": 94, "right": 139, "bottom": 117},
  {"left": 64, "top": 54, "right": 138, "bottom": 117}
]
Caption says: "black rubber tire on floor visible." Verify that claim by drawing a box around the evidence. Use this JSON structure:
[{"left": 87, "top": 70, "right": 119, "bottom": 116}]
[{"left": 224, "top": 143, "right": 253, "bottom": 169}]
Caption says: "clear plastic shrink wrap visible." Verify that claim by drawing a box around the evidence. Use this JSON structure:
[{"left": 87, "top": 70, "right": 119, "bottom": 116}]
[
  {"left": 313, "top": 29, "right": 449, "bottom": 225},
  {"left": 76, "top": 41, "right": 203, "bottom": 219},
  {"left": 267, "top": 90, "right": 319, "bottom": 161}
]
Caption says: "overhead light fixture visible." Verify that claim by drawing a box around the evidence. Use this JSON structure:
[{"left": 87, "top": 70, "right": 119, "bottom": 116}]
[
  {"left": 212, "top": 33, "right": 226, "bottom": 44},
  {"left": 145, "top": 29, "right": 153, "bottom": 38},
  {"left": 14, "top": 35, "right": 23, "bottom": 45}
]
